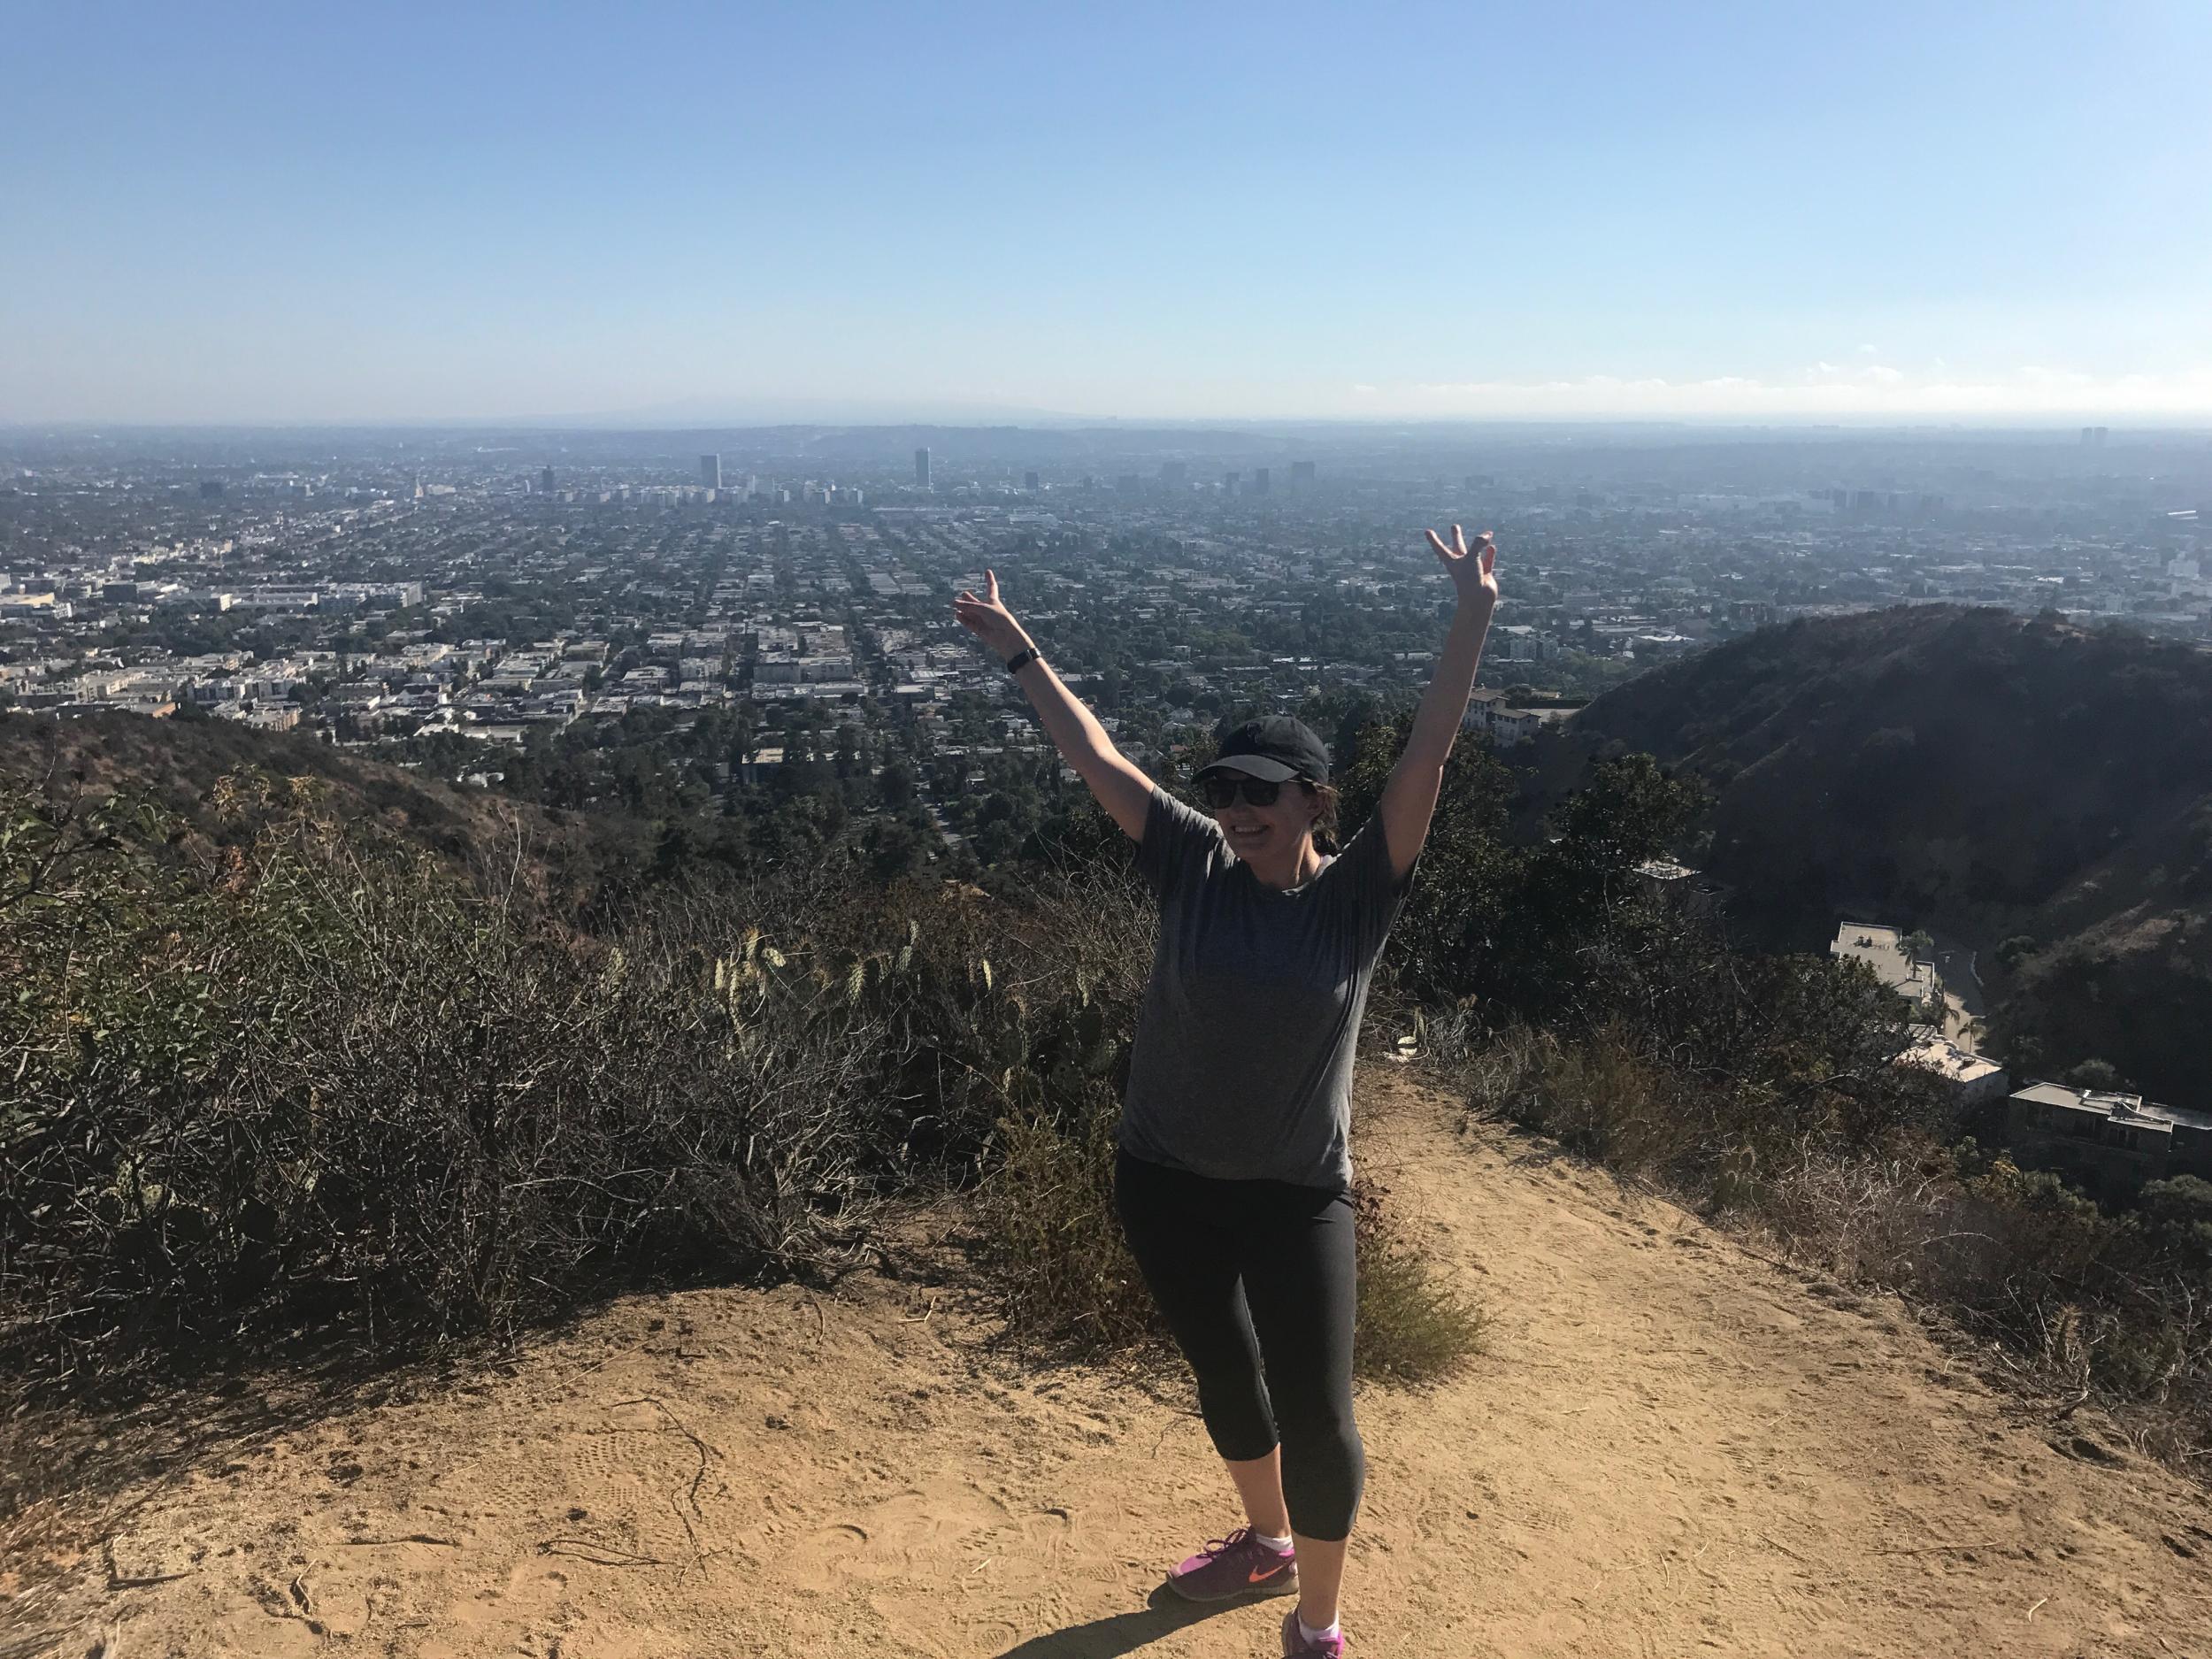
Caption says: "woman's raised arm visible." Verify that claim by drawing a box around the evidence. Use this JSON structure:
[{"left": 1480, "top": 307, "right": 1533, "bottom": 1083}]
[
  {"left": 1376, "top": 526, "right": 1501, "bottom": 881},
  {"left": 954, "top": 570, "right": 1156, "bottom": 841}
]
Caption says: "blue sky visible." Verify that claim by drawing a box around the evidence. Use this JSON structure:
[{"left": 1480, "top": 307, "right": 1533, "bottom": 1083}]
[{"left": 6, "top": 0, "right": 2208, "bottom": 423}]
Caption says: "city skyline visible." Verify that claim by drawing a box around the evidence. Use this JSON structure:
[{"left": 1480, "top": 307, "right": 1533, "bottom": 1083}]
[{"left": 5, "top": 1, "right": 2208, "bottom": 425}]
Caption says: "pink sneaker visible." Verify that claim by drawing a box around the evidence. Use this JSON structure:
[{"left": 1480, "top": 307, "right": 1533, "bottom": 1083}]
[
  {"left": 1163, "top": 1525, "right": 1298, "bottom": 1601},
  {"left": 1281, "top": 1609, "right": 1347, "bottom": 1656}
]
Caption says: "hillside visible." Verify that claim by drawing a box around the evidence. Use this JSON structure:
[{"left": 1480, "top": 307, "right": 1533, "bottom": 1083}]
[
  {"left": 9, "top": 1071, "right": 2208, "bottom": 1658},
  {"left": 0, "top": 710, "right": 652, "bottom": 913},
  {"left": 1540, "top": 605, "right": 2212, "bottom": 1110}
]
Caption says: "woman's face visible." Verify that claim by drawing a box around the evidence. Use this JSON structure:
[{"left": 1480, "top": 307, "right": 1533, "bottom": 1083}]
[{"left": 1207, "top": 777, "right": 1319, "bottom": 859}]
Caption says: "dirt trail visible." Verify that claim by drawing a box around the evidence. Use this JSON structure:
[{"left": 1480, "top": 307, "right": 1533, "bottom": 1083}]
[{"left": 19, "top": 1071, "right": 2212, "bottom": 1658}]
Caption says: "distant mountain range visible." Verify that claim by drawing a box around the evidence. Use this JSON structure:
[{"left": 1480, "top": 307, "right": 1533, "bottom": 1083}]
[{"left": 1540, "top": 604, "right": 2212, "bottom": 1111}]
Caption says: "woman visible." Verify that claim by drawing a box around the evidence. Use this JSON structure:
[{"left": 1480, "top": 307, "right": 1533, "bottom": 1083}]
[{"left": 954, "top": 526, "right": 1499, "bottom": 1659}]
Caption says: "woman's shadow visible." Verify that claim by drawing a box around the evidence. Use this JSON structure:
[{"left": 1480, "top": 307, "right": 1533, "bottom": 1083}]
[{"left": 995, "top": 1584, "right": 1250, "bottom": 1657}]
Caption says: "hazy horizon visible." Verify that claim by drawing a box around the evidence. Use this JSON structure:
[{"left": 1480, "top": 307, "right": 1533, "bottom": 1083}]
[
  {"left": 12, "top": 410, "right": 2212, "bottom": 440},
  {"left": 7, "top": 1, "right": 2208, "bottom": 426}
]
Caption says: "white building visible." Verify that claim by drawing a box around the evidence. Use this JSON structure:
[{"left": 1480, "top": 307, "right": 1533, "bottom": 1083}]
[
  {"left": 1897, "top": 1025, "right": 2009, "bottom": 1107},
  {"left": 1830, "top": 922, "right": 1943, "bottom": 1016}
]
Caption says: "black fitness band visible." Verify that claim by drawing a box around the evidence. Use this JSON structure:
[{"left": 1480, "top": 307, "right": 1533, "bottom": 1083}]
[{"left": 1005, "top": 645, "right": 1043, "bottom": 675}]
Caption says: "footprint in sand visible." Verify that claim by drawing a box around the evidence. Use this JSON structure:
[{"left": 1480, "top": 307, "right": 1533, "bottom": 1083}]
[
  {"left": 855, "top": 1484, "right": 1002, "bottom": 1577},
  {"left": 792, "top": 1482, "right": 1080, "bottom": 1594},
  {"left": 805, "top": 1520, "right": 874, "bottom": 1567}
]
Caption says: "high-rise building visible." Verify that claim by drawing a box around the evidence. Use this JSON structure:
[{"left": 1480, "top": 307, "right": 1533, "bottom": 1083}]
[
  {"left": 1160, "top": 461, "right": 1188, "bottom": 488},
  {"left": 1223, "top": 471, "right": 1240, "bottom": 495},
  {"left": 1252, "top": 467, "right": 1272, "bottom": 496},
  {"left": 2081, "top": 426, "right": 2109, "bottom": 446},
  {"left": 915, "top": 447, "right": 932, "bottom": 489},
  {"left": 1290, "top": 460, "right": 1316, "bottom": 483},
  {"left": 1024, "top": 470, "right": 1041, "bottom": 492},
  {"left": 700, "top": 453, "right": 722, "bottom": 489},
  {"left": 540, "top": 465, "right": 556, "bottom": 495}
]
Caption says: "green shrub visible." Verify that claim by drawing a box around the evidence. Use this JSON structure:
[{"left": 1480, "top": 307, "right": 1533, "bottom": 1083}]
[{"left": 0, "top": 769, "right": 1151, "bottom": 1393}]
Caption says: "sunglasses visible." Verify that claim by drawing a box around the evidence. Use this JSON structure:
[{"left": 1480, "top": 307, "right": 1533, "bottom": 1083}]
[{"left": 1198, "top": 773, "right": 1301, "bottom": 810}]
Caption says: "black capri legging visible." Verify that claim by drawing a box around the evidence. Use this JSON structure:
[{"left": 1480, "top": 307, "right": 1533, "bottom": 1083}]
[{"left": 1113, "top": 1148, "right": 1364, "bottom": 1541}]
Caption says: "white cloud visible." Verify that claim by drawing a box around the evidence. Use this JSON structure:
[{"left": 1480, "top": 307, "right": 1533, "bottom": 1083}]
[{"left": 1350, "top": 365, "right": 2212, "bottom": 418}]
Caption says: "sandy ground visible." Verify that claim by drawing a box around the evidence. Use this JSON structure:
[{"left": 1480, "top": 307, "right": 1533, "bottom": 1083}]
[{"left": 11, "top": 1069, "right": 2212, "bottom": 1658}]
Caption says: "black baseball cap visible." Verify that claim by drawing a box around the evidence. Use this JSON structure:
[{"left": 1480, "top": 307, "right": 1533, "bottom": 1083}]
[{"left": 1199, "top": 716, "right": 1331, "bottom": 786}]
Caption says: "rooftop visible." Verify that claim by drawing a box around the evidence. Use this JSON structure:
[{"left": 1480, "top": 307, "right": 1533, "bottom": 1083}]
[
  {"left": 1829, "top": 924, "right": 1939, "bottom": 1000},
  {"left": 1901, "top": 1025, "right": 2006, "bottom": 1085},
  {"left": 2010, "top": 1081, "right": 2212, "bottom": 1133}
]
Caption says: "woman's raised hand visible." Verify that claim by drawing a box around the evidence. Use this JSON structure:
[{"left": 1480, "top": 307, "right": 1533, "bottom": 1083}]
[
  {"left": 953, "top": 568, "right": 1033, "bottom": 662},
  {"left": 1424, "top": 524, "right": 1501, "bottom": 613}
]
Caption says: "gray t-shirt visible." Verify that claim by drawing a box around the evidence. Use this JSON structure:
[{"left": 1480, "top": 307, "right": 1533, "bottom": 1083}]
[{"left": 1119, "top": 784, "right": 1420, "bottom": 1190}]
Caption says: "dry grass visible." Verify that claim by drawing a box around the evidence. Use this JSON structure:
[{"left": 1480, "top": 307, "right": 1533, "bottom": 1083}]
[
  {"left": 1353, "top": 1187, "right": 1487, "bottom": 1386},
  {"left": 978, "top": 1097, "right": 1487, "bottom": 1387},
  {"left": 1429, "top": 1022, "right": 2212, "bottom": 1473},
  {"left": 979, "top": 1098, "right": 1158, "bottom": 1354},
  {"left": 0, "top": 775, "right": 1151, "bottom": 1407}
]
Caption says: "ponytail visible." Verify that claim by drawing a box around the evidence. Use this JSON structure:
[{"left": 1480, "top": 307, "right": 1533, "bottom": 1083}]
[{"left": 1303, "top": 780, "right": 1342, "bottom": 856}]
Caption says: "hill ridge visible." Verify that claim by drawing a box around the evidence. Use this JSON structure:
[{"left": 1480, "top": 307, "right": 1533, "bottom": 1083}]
[{"left": 1547, "top": 603, "right": 2212, "bottom": 1110}]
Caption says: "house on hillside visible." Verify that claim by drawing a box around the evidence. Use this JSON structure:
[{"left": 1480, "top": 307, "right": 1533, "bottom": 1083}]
[
  {"left": 1830, "top": 923, "right": 1943, "bottom": 1019},
  {"left": 1461, "top": 689, "right": 1577, "bottom": 747},
  {"left": 1461, "top": 688, "right": 1510, "bottom": 731},
  {"left": 2000, "top": 1081, "right": 2212, "bottom": 1201},
  {"left": 1632, "top": 858, "right": 1732, "bottom": 919},
  {"left": 1896, "top": 1025, "right": 2008, "bottom": 1110}
]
